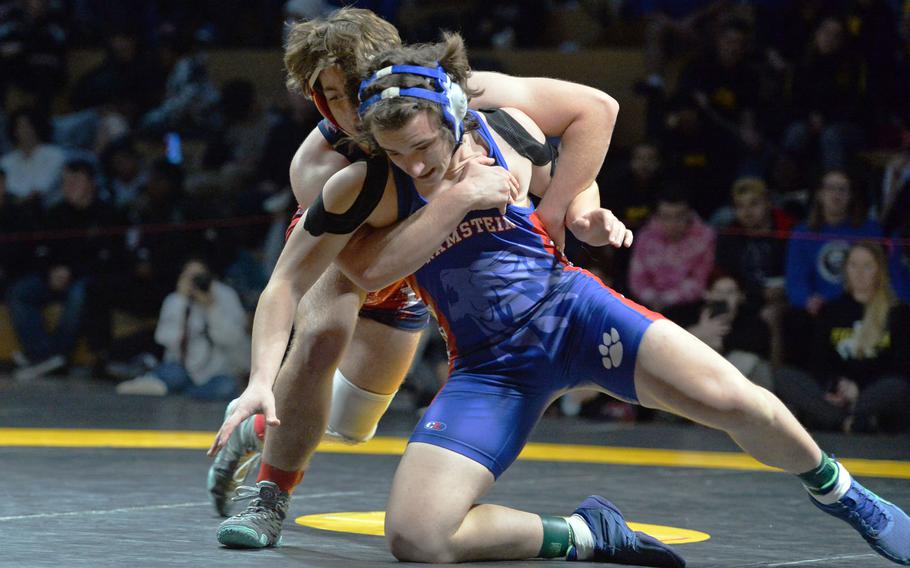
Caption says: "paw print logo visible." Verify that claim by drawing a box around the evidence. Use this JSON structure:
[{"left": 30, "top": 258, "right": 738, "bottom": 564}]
[{"left": 599, "top": 328, "right": 623, "bottom": 369}]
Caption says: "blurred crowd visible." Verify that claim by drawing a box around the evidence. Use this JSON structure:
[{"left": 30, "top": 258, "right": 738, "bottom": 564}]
[{"left": 0, "top": 0, "right": 908, "bottom": 434}]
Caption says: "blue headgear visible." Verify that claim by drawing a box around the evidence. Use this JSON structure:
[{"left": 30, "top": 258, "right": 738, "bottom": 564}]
[{"left": 358, "top": 64, "right": 469, "bottom": 143}]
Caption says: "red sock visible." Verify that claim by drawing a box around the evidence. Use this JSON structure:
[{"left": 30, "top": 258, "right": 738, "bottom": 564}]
[
  {"left": 253, "top": 414, "right": 266, "bottom": 441},
  {"left": 257, "top": 461, "right": 304, "bottom": 493}
]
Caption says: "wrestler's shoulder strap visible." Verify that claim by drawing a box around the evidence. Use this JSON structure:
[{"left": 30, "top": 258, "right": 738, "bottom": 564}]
[{"left": 478, "top": 108, "right": 558, "bottom": 167}]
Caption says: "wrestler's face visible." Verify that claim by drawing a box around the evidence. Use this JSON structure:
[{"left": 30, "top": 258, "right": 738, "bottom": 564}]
[
  {"left": 372, "top": 110, "right": 454, "bottom": 186},
  {"left": 317, "top": 65, "right": 359, "bottom": 135}
]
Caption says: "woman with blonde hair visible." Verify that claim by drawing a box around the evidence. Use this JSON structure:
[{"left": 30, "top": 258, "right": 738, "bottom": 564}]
[{"left": 776, "top": 241, "right": 910, "bottom": 433}]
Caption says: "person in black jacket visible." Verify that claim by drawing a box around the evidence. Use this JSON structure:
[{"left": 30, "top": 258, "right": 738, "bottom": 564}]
[
  {"left": 0, "top": 167, "right": 36, "bottom": 295},
  {"left": 775, "top": 242, "right": 910, "bottom": 433},
  {"left": 7, "top": 159, "right": 122, "bottom": 381}
]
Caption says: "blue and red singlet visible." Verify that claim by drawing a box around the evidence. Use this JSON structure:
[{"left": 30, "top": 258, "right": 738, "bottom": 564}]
[{"left": 393, "top": 111, "right": 664, "bottom": 477}]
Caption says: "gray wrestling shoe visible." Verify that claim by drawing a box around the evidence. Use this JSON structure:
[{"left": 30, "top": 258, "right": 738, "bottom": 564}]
[
  {"left": 216, "top": 481, "right": 289, "bottom": 548},
  {"left": 207, "top": 408, "right": 263, "bottom": 517}
]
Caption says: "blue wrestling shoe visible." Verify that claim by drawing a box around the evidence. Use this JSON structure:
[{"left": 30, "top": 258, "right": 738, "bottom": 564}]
[
  {"left": 568, "top": 496, "right": 686, "bottom": 567},
  {"left": 812, "top": 478, "right": 910, "bottom": 565}
]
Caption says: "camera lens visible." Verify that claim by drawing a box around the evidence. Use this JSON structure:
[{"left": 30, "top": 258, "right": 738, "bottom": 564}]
[{"left": 192, "top": 273, "right": 213, "bottom": 292}]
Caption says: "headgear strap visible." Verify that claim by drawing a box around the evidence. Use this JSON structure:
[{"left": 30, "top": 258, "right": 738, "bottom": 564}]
[
  {"left": 358, "top": 64, "right": 468, "bottom": 142},
  {"left": 307, "top": 59, "right": 342, "bottom": 129}
]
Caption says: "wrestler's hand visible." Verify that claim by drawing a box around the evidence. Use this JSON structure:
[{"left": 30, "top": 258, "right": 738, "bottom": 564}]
[
  {"left": 457, "top": 155, "right": 519, "bottom": 214},
  {"left": 567, "top": 208, "right": 634, "bottom": 248},
  {"left": 207, "top": 383, "right": 279, "bottom": 457}
]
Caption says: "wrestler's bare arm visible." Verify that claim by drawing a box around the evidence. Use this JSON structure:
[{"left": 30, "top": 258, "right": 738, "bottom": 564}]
[
  {"left": 335, "top": 170, "right": 509, "bottom": 292},
  {"left": 209, "top": 162, "right": 375, "bottom": 453},
  {"left": 243, "top": 129, "right": 354, "bottom": 395},
  {"left": 487, "top": 107, "right": 631, "bottom": 249},
  {"left": 246, "top": 165, "right": 366, "bottom": 394},
  {"left": 288, "top": 127, "right": 354, "bottom": 208},
  {"left": 468, "top": 72, "right": 619, "bottom": 244}
]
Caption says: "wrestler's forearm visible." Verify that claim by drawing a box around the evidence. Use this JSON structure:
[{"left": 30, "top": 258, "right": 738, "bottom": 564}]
[
  {"left": 247, "top": 282, "right": 297, "bottom": 390},
  {"left": 563, "top": 181, "right": 630, "bottom": 248},
  {"left": 247, "top": 223, "right": 354, "bottom": 388},
  {"left": 336, "top": 189, "right": 474, "bottom": 290},
  {"left": 565, "top": 181, "right": 601, "bottom": 225}
]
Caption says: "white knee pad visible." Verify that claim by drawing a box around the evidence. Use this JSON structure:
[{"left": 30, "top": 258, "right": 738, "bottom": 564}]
[{"left": 325, "top": 369, "right": 396, "bottom": 444}]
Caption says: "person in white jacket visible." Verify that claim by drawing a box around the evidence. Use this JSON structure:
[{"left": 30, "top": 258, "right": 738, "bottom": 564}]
[{"left": 117, "top": 259, "right": 251, "bottom": 399}]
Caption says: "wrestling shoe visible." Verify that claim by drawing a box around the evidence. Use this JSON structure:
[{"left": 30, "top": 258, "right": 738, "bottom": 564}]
[
  {"left": 207, "top": 409, "right": 262, "bottom": 517},
  {"left": 216, "top": 481, "right": 288, "bottom": 548},
  {"left": 568, "top": 496, "right": 686, "bottom": 567},
  {"left": 812, "top": 477, "right": 910, "bottom": 565}
]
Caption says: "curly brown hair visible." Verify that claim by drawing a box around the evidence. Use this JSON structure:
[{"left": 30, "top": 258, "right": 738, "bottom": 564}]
[
  {"left": 357, "top": 32, "right": 482, "bottom": 154},
  {"left": 284, "top": 8, "right": 401, "bottom": 100}
]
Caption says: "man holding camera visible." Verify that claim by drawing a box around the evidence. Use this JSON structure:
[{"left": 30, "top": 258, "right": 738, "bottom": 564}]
[{"left": 116, "top": 259, "right": 250, "bottom": 400}]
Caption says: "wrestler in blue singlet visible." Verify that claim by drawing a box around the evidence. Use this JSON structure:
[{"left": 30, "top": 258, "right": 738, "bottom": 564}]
[{"left": 395, "top": 111, "right": 664, "bottom": 477}]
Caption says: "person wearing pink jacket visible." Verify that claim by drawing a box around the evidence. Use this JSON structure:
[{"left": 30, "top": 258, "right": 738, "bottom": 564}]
[{"left": 629, "top": 184, "right": 716, "bottom": 311}]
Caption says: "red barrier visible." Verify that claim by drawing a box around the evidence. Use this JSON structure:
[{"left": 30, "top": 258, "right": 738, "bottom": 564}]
[{"left": 0, "top": 214, "right": 907, "bottom": 247}]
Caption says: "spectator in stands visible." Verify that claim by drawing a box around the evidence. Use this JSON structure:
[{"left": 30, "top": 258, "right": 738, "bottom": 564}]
[
  {"left": 598, "top": 142, "right": 664, "bottom": 230},
  {"left": 715, "top": 176, "right": 795, "bottom": 305},
  {"left": 101, "top": 137, "right": 148, "bottom": 209},
  {"left": 782, "top": 16, "right": 866, "bottom": 172},
  {"left": 890, "top": 218, "right": 910, "bottom": 304},
  {"left": 785, "top": 169, "right": 882, "bottom": 315},
  {"left": 255, "top": 92, "right": 320, "bottom": 190},
  {"left": 627, "top": 0, "right": 728, "bottom": 96},
  {"left": 7, "top": 159, "right": 121, "bottom": 381},
  {"left": 0, "top": 108, "right": 66, "bottom": 206},
  {"left": 0, "top": 167, "right": 36, "bottom": 295},
  {"left": 139, "top": 33, "right": 220, "bottom": 137},
  {"left": 0, "top": 0, "right": 68, "bottom": 110},
  {"left": 841, "top": 0, "right": 903, "bottom": 136},
  {"left": 189, "top": 79, "right": 274, "bottom": 211},
  {"left": 70, "top": 26, "right": 161, "bottom": 114},
  {"left": 775, "top": 242, "right": 910, "bottom": 433},
  {"left": 54, "top": 25, "right": 156, "bottom": 154},
  {"left": 116, "top": 258, "right": 249, "bottom": 400},
  {"left": 217, "top": 79, "right": 273, "bottom": 175},
  {"left": 673, "top": 17, "right": 765, "bottom": 216},
  {"left": 665, "top": 271, "right": 773, "bottom": 389},
  {"left": 753, "top": 0, "right": 826, "bottom": 71},
  {"left": 121, "top": 158, "right": 200, "bottom": 302},
  {"left": 877, "top": 149, "right": 910, "bottom": 235},
  {"left": 84, "top": 157, "right": 192, "bottom": 375},
  {"left": 628, "top": 184, "right": 716, "bottom": 311},
  {"left": 660, "top": 95, "right": 717, "bottom": 211}
]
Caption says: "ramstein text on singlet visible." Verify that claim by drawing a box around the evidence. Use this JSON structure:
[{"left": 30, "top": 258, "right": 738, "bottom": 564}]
[{"left": 427, "top": 214, "right": 518, "bottom": 263}]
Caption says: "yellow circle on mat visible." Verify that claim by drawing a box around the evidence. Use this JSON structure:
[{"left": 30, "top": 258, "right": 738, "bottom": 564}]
[{"left": 295, "top": 511, "right": 710, "bottom": 544}]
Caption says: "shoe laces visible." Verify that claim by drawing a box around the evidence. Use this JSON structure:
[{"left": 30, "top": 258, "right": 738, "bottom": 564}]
[
  {"left": 231, "top": 483, "right": 287, "bottom": 519},
  {"left": 232, "top": 452, "right": 261, "bottom": 484},
  {"left": 846, "top": 487, "right": 888, "bottom": 534}
]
